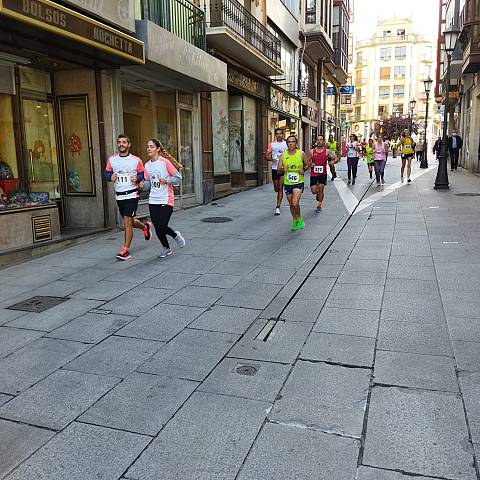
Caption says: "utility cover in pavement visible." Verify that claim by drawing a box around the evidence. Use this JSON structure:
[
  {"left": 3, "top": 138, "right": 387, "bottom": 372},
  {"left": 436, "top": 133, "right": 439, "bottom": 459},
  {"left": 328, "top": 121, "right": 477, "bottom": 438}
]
[
  {"left": 7, "top": 296, "right": 69, "bottom": 313},
  {"left": 201, "top": 217, "right": 233, "bottom": 223},
  {"left": 455, "top": 193, "right": 480, "bottom": 197},
  {"left": 236, "top": 365, "right": 258, "bottom": 376}
]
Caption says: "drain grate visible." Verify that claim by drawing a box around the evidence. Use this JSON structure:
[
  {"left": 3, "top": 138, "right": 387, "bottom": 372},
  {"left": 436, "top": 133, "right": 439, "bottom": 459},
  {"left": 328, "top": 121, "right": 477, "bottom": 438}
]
[
  {"left": 201, "top": 217, "right": 233, "bottom": 223},
  {"left": 455, "top": 193, "right": 480, "bottom": 197},
  {"left": 235, "top": 365, "right": 258, "bottom": 376},
  {"left": 7, "top": 296, "right": 69, "bottom": 313}
]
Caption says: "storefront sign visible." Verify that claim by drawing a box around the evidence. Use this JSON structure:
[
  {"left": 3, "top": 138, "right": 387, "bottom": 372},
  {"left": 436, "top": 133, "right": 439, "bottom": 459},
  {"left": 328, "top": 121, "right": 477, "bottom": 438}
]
[
  {"left": 340, "top": 85, "right": 355, "bottom": 95},
  {"left": 270, "top": 86, "right": 300, "bottom": 119},
  {"left": 0, "top": 0, "right": 144, "bottom": 63},
  {"left": 326, "top": 86, "right": 336, "bottom": 95},
  {"left": 61, "top": 0, "right": 135, "bottom": 32},
  {"left": 227, "top": 67, "right": 266, "bottom": 99}
]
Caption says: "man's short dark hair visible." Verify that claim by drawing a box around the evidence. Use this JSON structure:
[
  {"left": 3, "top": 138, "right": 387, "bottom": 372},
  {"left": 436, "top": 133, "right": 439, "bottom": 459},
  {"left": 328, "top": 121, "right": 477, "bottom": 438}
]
[
  {"left": 117, "top": 133, "right": 131, "bottom": 143},
  {"left": 275, "top": 128, "right": 284, "bottom": 135}
]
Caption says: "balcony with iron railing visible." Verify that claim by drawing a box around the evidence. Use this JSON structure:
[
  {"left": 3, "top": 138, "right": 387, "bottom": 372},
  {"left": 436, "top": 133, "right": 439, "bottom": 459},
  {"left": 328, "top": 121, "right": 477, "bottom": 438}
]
[
  {"left": 207, "top": 0, "right": 282, "bottom": 76},
  {"left": 141, "top": 0, "right": 206, "bottom": 50},
  {"left": 460, "top": 0, "right": 480, "bottom": 74}
]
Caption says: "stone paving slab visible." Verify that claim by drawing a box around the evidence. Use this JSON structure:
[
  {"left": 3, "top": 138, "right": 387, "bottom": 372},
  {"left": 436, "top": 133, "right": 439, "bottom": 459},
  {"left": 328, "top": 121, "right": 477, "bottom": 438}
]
[
  {"left": 282, "top": 298, "right": 325, "bottom": 323},
  {"left": 190, "top": 273, "right": 243, "bottom": 288},
  {"left": 198, "top": 357, "right": 290, "bottom": 403},
  {"left": 217, "top": 282, "right": 283, "bottom": 310},
  {"left": 70, "top": 280, "right": 138, "bottom": 301},
  {"left": 356, "top": 466, "right": 439, "bottom": 479},
  {"left": 313, "top": 307, "right": 379, "bottom": 338},
  {"left": 380, "top": 292, "right": 444, "bottom": 323},
  {"left": 115, "top": 303, "right": 206, "bottom": 342},
  {"left": 125, "top": 392, "right": 269, "bottom": 480},
  {"left": 79, "top": 372, "right": 198, "bottom": 436},
  {"left": 138, "top": 328, "right": 238, "bottom": 381},
  {"left": 0, "top": 419, "right": 55, "bottom": 478},
  {"left": 270, "top": 361, "right": 370, "bottom": 438},
  {"left": 163, "top": 285, "right": 224, "bottom": 308},
  {"left": 189, "top": 305, "right": 260, "bottom": 334},
  {"left": 0, "top": 338, "right": 89, "bottom": 395},
  {"left": 363, "top": 386, "right": 476, "bottom": 480},
  {"left": 0, "top": 327, "right": 44, "bottom": 358},
  {"left": 4, "top": 421, "right": 151, "bottom": 480},
  {"left": 0, "top": 369, "right": 119, "bottom": 430},
  {"left": 374, "top": 350, "right": 459, "bottom": 392},
  {"left": 301, "top": 332, "right": 376, "bottom": 367},
  {"left": 228, "top": 319, "right": 311, "bottom": 364},
  {"left": 46, "top": 312, "right": 134, "bottom": 344},
  {"left": 64, "top": 335, "right": 163, "bottom": 378},
  {"left": 237, "top": 422, "right": 359, "bottom": 480},
  {"left": 0, "top": 393, "right": 13, "bottom": 406},
  {"left": 453, "top": 340, "right": 480, "bottom": 372}
]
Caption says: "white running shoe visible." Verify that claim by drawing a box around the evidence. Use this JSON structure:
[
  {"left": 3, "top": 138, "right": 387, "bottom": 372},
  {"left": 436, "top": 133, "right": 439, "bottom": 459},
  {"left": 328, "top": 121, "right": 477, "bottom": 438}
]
[
  {"left": 275, "top": 207, "right": 281, "bottom": 216},
  {"left": 159, "top": 248, "right": 173, "bottom": 258},
  {"left": 174, "top": 231, "right": 186, "bottom": 248}
]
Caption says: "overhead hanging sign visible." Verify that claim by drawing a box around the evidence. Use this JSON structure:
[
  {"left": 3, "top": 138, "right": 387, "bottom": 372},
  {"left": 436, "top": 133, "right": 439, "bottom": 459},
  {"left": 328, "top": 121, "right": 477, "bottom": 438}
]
[{"left": 340, "top": 85, "right": 355, "bottom": 95}]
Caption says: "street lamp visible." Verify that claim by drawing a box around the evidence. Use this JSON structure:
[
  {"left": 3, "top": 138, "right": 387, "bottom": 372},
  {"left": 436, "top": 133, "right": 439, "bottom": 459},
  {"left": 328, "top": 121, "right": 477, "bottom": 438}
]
[
  {"left": 434, "top": 27, "right": 460, "bottom": 189},
  {"left": 409, "top": 99, "right": 416, "bottom": 131},
  {"left": 420, "top": 76, "right": 433, "bottom": 168}
]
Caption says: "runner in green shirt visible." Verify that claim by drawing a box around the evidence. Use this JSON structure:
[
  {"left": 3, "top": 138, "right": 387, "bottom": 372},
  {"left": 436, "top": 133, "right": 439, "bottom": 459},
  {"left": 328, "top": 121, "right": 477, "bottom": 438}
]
[
  {"left": 326, "top": 134, "right": 338, "bottom": 181},
  {"left": 365, "top": 138, "right": 374, "bottom": 179}
]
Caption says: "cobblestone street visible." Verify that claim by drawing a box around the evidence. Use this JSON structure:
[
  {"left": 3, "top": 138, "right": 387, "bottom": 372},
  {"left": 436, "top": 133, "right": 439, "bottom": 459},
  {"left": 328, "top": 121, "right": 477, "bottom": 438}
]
[{"left": 1, "top": 157, "right": 480, "bottom": 480}]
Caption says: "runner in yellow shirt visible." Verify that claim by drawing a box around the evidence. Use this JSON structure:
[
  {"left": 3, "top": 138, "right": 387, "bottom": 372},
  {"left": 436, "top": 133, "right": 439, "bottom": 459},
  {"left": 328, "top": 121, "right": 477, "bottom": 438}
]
[{"left": 399, "top": 129, "right": 416, "bottom": 183}]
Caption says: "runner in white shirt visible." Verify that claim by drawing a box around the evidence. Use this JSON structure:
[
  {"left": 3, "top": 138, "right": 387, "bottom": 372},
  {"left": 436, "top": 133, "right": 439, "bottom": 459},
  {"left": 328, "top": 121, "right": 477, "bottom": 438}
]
[
  {"left": 104, "top": 134, "right": 151, "bottom": 261},
  {"left": 266, "top": 128, "right": 288, "bottom": 215},
  {"left": 143, "top": 139, "right": 185, "bottom": 258}
]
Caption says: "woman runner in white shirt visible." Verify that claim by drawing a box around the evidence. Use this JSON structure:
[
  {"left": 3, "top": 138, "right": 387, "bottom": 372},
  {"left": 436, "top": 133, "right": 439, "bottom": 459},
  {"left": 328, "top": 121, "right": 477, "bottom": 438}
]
[{"left": 143, "top": 139, "right": 185, "bottom": 258}]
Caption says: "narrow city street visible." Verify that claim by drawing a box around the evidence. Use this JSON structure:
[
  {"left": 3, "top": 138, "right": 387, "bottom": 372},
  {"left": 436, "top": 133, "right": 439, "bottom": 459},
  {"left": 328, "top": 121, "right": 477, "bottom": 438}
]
[{"left": 1, "top": 156, "right": 479, "bottom": 480}]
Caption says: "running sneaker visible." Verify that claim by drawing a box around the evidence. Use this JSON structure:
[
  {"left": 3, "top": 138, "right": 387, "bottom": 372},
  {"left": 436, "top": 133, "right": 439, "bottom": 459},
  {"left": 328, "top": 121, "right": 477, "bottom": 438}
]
[
  {"left": 174, "top": 231, "right": 186, "bottom": 248},
  {"left": 381, "top": 178, "right": 385, "bottom": 184},
  {"left": 331, "top": 174, "right": 337, "bottom": 181},
  {"left": 143, "top": 222, "right": 152, "bottom": 241},
  {"left": 401, "top": 177, "right": 404, "bottom": 183},
  {"left": 116, "top": 247, "right": 131, "bottom": 261},
  {"left": 369, "top": 172, "right": 373, "bottom": 179},
  {"left": 291, "top": 219, "right": 298, "bottom": 231},
  {"left": 316, "top": 206, "right": 322, "bottom": 213},
  {"left": 407, "top": 178, "right": 411, "bottom": 183},
  {"left": 347, "top": 180, "right": 351, "bottom": 185},
  {"left": 159, "top": 248, "right": 173, "bottom": 258},
  {"left": 275, "top": 207, "right": 281, "bottom": 216},
  {"left": 352, "top": 179, "right": 356, "bottom": 185},
  {"left": 297, "top": 217, "right": 305, "bottom": 229}
]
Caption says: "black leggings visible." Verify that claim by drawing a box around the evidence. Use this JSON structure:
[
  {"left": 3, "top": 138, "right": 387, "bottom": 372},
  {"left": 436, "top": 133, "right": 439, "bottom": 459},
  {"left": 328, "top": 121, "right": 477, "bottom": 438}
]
[
  {"left": 347, "top": 157, "right": 359, "bottom": 180},
  {"left": 149, "top": 204, "right": 176, "bottom": 248}
]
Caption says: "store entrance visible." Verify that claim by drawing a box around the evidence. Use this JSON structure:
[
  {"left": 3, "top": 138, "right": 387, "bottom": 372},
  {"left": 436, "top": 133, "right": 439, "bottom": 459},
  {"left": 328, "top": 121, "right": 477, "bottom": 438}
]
[{"left": 22, "top": 97, "right": 65, "bottom": 226}]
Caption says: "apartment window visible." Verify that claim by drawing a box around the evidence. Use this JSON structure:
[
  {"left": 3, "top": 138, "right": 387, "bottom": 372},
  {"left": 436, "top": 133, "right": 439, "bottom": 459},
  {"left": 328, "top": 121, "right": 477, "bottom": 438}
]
[
  {"left": 306, "top": 0, "right": 316, "bottom": 23},
  {"left": 380, "top": 48, "right": 391, "bottom": 61},
  {"left": 393, "top": 104, "right": 404, "bottom": 114},
  {"left": 378, "top": 105, "right": 388, "bottom": 116},
  {"left": 281, "top": 0, "right": 300, "bottom": 17},
  {"left": 393, "top": 85, "right": 405, "bottom": 97},
  {"left": 397, "top": 29, "right": 405, "bottom": 36},
  {"left": 356, "top": 52, "right": 363, "bottom": 65},
  {"left": 383, "top": 30, "right": 391, "bottom": 37},
  {"left": 356, "top": 88, "right": 362, "bottom": 102},
  {"left": 379, "top": 87, "right": 390, "bottom": 99},
  {"left": 394, "top": 66, "right": 405, "bottom": 78},
  {"left": 343, "top": 95, "right": 352, "bottom": 105},
  {"left": 355, "top": 106, "right": 361, "bottom": 118},
  {"left": 395, "top": 46, "right": 406, "bottom": 60},
  {"left": 380, "top": 67, "right": 391, "bottom": 80}
]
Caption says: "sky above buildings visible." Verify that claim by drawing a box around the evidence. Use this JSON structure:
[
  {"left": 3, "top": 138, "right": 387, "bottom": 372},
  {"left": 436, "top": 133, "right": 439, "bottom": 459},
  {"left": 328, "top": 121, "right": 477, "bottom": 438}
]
[{"left": 353, "top": 0, "right": 439, "bottom": 41}]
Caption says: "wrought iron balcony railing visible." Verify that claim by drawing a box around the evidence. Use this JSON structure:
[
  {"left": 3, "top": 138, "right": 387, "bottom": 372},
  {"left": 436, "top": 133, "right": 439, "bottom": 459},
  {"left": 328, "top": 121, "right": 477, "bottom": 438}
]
[
  {"left": 209, "top": 0, "right": 281, "bottom": 67},
  {"left": 141, "top": 0, "right": 206, "bottom": 50}
]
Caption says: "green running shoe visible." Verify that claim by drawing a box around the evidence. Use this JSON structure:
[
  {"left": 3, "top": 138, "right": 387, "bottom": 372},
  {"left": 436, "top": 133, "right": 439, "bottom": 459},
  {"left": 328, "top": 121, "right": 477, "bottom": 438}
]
[
  {"left": 291, "top": 219, "right": 298, "bottom": 231},
  {"left": 297, "top": 217, "right": 305, "bottom": 229}
]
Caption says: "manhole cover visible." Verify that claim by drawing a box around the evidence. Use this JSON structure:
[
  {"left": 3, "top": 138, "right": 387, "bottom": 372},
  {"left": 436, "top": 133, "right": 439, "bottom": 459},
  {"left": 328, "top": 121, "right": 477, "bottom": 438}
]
[
  {"left": 455, "top": 193, "right": 480, "bottom": 197},
  {"left": 201, "top": 217, "right": 233, "bottom": 223},
  {"left": 235, "top": 365, "right": 258, "bottom": 376},
  {"left": 7, "top": 296, "right": 69, "bottom": 313}
]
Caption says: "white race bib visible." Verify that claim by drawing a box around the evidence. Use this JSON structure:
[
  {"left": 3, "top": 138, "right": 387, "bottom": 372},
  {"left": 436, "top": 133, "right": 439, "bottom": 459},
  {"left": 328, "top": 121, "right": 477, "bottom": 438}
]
[
  {"left": 152, "top": 179, "right": 162, "bottom": 189},
  {"left": 287, "top": 172, "right": 300, "bottom": 183},
  {"left": 313, "top": 165, "right": 324, "bottom": 174},
  {"left": 117, "top": 174, "right": 131, "bottom": 185}
]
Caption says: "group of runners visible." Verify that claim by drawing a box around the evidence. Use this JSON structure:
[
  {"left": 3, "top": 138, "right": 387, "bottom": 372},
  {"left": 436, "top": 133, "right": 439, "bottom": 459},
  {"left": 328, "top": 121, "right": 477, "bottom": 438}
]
[
  {"left": 106, "top": 127, "right": 418, "bottom": 259},
  {"left": 267, "top": 128, "right": 418, "bottom": 230}
]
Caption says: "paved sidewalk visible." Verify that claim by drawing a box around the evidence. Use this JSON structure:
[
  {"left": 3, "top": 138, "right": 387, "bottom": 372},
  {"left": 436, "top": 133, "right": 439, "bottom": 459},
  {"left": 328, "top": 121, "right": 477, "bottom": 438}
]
[{"left": 1, "top": 157, "right": 480, "bottom": 480}]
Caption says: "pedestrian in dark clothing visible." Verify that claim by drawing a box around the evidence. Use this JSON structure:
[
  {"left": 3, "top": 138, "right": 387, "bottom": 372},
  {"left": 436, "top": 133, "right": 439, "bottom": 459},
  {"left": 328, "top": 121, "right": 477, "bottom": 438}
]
[
  {"left": 433, "top": 137, "right": 442, "bottom": 160},
  {"left": 448, "top": 131, "right": 463, "bottom": 170}
]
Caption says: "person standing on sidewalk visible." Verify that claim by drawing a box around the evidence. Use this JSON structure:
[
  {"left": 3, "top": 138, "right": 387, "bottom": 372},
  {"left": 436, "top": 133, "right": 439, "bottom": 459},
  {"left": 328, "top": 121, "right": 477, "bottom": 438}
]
[
  {"left": 310, "top": 134, "right": 336, "bottom": 212},
  {"left": 399, "top": 129, "right": 415, "bottom": 183},
  {"left": 448, "top": 130, "right": 463, "bottom": 171},
  {"left": 346, "top": 134, "right": 361, "bottom": 185},
  {"left": 415, "top": 139, "right": 424, "bottom": 162},
  {"left": 365, "top": 138, "right": 374, "bottom": 179},
  {"left": 277, "top": 135, "right": 309, "bottom": 231},
  {"left": 104, "top": 134, "right": 151, "bottom": 261},
  {"left": 326, "top": 134, "right": 338, "bottom": 180},
  {"left": 266, "top": 128, "right": 288, "bottom": 216},
  {"left": 143, "top": 139, "right": 185, "bottom": 258},
  {"left": 373, "top": 136, "right": 388, "bottom": 185}
]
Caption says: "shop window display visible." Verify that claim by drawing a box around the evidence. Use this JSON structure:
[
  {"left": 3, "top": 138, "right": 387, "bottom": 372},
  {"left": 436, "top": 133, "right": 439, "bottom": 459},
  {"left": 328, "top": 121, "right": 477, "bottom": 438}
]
[{"left": 0, "top": 94, "right": 19, "bottom": 196}]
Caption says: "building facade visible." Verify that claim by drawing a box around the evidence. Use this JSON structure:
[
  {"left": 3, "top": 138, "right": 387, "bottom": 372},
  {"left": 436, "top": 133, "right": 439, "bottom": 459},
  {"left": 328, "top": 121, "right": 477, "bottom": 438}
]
[
  {"left": 0, "top": 0, "right": 227, "bottom": 259},
  {"left": 352, "top": 18, "right": 437, "bottom": 141}
]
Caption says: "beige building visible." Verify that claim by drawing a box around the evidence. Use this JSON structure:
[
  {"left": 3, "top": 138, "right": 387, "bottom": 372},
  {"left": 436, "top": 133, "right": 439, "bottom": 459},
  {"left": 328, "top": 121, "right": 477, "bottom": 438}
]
[{"left": 351, "top": 18, "right": 437, "bottom": 141}]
